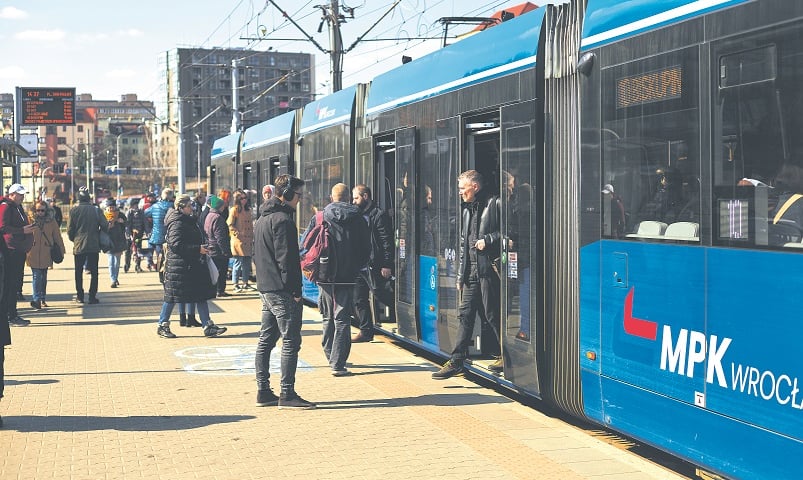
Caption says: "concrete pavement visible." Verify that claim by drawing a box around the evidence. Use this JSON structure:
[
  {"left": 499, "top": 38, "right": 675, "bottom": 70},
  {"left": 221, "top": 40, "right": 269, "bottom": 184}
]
[{"left": 0, "top": 244, "right": 691, "bottom": 479}]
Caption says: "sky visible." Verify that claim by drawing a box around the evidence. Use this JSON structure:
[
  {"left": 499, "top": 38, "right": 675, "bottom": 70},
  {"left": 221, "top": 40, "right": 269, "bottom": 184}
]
[{"left": 0, "top": 0, "right": 551, "bottom": 103}]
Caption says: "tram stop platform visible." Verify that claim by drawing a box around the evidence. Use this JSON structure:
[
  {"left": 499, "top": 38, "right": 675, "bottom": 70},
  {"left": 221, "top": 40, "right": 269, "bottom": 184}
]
[{"left": 0, "top": 243, "right": 691, "bottom": 479}]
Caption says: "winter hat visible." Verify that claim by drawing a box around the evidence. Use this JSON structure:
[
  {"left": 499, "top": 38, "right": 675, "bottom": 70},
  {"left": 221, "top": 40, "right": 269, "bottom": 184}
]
[{"left": 209, "top": 195, "right": 224, "bottom": 210}]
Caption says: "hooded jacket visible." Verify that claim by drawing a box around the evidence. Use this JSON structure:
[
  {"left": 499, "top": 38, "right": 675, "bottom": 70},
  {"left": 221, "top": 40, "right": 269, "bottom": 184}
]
[
  {"left": 253, "top": 197, "right": 302, "bottom": 296},
  {"left": 305, "top": 201, "right": 371, "bottom": 283},
  {"left": 204, "top": 208, "right": 231, "bottom": 258}
]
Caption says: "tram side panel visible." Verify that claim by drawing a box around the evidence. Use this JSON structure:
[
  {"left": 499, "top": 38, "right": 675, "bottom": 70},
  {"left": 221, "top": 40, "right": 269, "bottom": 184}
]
[{"left": 579, "top": 1, "right": 803, "bottom": 478}]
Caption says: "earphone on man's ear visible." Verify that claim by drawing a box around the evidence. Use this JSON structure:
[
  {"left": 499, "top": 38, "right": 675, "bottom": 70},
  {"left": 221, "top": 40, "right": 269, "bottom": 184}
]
[{"left": 280, "top": 184, "right": 295, "bottom": 201}]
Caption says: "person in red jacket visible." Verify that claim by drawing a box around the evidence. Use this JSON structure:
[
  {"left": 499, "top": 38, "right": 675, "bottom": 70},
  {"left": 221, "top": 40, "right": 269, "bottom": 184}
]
[{"left": 0, "top": 184, "right": 35, "bottom": 327}]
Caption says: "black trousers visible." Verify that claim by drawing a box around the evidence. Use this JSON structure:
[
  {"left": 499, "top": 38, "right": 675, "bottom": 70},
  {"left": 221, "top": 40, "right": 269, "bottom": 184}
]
[
  {"left": 73, "top": 252, "right": 99, "bottom": 300},
  {"left": 212, "top": 256, "right": 229, "bottom": 294},
  {"left": 0, "top": 251, "right": 26, "bottom": 320},
  {"left": 353, "top": 269, "right": 395, "bottom": 334},
  {"left": 450, "top": 274, "right": 500, "bottom": 363}
]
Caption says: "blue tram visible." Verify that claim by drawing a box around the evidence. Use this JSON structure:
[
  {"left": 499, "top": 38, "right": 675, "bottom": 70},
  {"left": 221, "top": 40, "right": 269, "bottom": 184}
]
[{"left": 212, "top": 1, "right": 803, "bottom": 477}]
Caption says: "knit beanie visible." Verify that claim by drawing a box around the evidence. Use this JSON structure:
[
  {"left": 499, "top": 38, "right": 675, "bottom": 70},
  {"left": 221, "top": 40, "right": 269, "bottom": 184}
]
[{"left": 209, "top": 195, "right": 224, "bottom": 210}]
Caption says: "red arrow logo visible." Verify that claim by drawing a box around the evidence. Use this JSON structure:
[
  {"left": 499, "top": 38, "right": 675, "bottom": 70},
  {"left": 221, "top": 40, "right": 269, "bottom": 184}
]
[{"left": 623, "top": 287, "right": 658, "bottom": 340}]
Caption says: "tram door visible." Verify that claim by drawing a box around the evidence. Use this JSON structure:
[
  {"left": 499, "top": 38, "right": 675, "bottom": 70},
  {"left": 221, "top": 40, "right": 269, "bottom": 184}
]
[
  {"left": 395, "top": 127, "right": 419, "bottom": 340},
  {"left": 500, "top": 100, "right": 540, "bottom": 394},
  {"left": 433, "top": 117, "right": 460, "bottom": 354}
]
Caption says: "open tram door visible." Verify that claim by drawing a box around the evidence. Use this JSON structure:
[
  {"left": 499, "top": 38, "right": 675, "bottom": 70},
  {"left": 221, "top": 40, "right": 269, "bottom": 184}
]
[
  {"left": 394, "top": 126, "right": 419, "bottom": 340},
  {"left": 499, "top": 100, "right": 540, "bottom": 395},
  {"left": 361, "top": 135, "right": 396, "bottom": 328}
]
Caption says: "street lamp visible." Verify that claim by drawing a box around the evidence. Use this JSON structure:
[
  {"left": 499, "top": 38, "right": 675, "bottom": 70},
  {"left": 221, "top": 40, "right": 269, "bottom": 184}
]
[{"left": 116, "top": 127, "right": 141, "bottom": 198}]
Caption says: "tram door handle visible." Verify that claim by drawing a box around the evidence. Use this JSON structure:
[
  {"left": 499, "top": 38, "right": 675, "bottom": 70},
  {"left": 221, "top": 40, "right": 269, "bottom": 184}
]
[{"left": 611, "top": 252, "right": 628, "bottom": 288}]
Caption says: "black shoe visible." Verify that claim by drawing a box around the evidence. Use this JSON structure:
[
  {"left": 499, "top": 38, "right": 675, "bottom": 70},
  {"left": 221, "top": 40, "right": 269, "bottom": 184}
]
[
  {"left": 157, "top": 324, "right": 176, "bottom": 338},
  {"left": 186, "top": 315, "right": 202, "bottom": 327},
  {"left": 75, "top": 296, "right": 84, "bottom": 304},
  {"left": 278, "top": 392, "right": 316, "bottom": 410},
  {"left": 41, "top": 301, "right": 49, "bottom": 308},
  {"left": 488, "top": 357, "right": 504, "bottom": 373},
  {"left": 432, "top": 359, "right": 464, "bottom": 380},
  {"left": 179, "top": 314, "right": 187, "bottom": 327},
  {"left": 30, "top": 300, "right": 42, "bottom": 310},
  {"left": 204, "top": 325, "right": 227, "bottom": 337},
  {"left": 256, "top": 389, "right": 280, "bottom": 407},
  {"left": 87, "top": 297, "right": 100, "bottom": 305},
  {"left": 135, "top": 265, "right": 143, "bottom": 273},
  {"left": 351, "top": 332, "right": 373, "bottom": 343},
  {"left": 217, "top": 291, "right": 232, "bottom": 298},
  {"left": 9, "top": 316, "right": 30, "bottom": 327}
]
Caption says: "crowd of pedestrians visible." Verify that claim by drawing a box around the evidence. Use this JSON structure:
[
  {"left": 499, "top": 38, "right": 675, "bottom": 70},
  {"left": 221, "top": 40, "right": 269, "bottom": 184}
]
[{"left": 0, "top": 173, "right": 406, "bottom": 421}]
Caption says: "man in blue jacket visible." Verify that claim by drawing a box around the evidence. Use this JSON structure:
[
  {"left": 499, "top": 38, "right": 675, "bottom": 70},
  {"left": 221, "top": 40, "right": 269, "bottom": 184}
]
[{"left": 144, "top": 188, "right": 174, "bottom": 277}]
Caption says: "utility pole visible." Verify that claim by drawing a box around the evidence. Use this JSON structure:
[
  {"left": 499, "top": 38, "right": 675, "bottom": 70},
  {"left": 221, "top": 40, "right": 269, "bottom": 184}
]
[
  {"left": 177, "top": 98, "right": 186, "bottom": 194},
  {"left": 328, "top": 0, "right": 344, "bottom": 92},
  {"left": 231, "top": 58, "right": 241, "bottom": 134},
  {"left": 259, "top": 0, "right": 401, "bottom": 94}
]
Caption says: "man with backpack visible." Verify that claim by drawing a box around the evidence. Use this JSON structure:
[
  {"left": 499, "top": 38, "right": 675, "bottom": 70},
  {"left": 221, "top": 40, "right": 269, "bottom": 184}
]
[
  {"left": 303, "top": 183, "right": 370, "bottom": 377},
  {"left": 253, "top": 174, "right": 315, "bottom": 410}
]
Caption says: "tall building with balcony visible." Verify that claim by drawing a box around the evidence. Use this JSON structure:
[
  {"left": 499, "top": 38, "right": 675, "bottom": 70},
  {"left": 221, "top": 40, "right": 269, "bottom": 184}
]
[{"left": 156, "top": 47, "right": 315, "bottom": 192}]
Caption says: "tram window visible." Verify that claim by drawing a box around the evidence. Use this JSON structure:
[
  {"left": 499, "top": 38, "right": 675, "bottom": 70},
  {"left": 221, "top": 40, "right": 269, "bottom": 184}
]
[
  {"left": 712, "top": 25, "right": 803, "bottom": 250},
  {"left": 601, "top": 48, "right": 700, "bottom": 241}
]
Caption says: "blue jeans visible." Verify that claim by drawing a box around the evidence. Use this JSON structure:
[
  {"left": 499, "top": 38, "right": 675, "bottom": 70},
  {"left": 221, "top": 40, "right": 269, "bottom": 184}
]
[
  {"left": 159, "top": 301, "right": 212, "bottom": 326},
  {"left": 255, "top": 291, "right": 303, "bottom": 395},
  {"left": 31, "top": 268, "right": 48, "bottom": 302},
  {"left": 318, "top": 284, "right": 353, "bottom": 371},
  {"left": 231, "top": 256, "right": 251, "bottom": 285},
  {"left": 107, "top": 252, "right": 122, "bottom": 283}
]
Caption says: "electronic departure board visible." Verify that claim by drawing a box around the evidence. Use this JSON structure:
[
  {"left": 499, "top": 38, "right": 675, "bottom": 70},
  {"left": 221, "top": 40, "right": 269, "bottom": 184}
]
[{"left": 16, "top": 87, "right": 76, "bottom": 126}]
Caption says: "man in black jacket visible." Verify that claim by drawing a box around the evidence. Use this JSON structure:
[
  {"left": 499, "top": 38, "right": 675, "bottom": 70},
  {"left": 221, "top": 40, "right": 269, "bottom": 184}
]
[
  {"left": 432, "top": 170, "right": 502, "bottom": 379},
  {"left": 253, "top": 174, "right": 315, "bottom": 410},
  {"left": 350, "top": 184, "right": 394, "bottom": 343}
]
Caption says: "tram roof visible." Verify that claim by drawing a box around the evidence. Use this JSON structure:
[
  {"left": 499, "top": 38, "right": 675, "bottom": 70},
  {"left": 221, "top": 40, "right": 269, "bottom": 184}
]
[
  {"left": 365, "top": 6, "right": 545, "bottom": 117},
  {"left": 210, "top": 132, "right": 240, "bottom": 160},
  {"left": 581, "top": 0, "right": 749, "bottom": 51},
  {"left": 242, "top": 111, "right": 295, "bottom": 152},
  {"left": 299, "top": 85, "right": 356, "bottom": 135}
]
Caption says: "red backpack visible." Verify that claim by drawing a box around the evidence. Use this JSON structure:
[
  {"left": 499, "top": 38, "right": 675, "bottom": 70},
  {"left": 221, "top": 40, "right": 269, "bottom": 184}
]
[{"left": 300, "top": 211, "right": 337, "bottom": 283}]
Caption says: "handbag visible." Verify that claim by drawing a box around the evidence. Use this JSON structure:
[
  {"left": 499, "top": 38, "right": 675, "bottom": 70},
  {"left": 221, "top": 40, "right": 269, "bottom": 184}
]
[
  {"left": 50, "top": 234, "right": 64, "bottom": 264},
  {"left": 99, "top": 230, "right": 113, "bottom": 253},
  {"left": 205, "top": 255, "right": 219, "bottom": 285}
]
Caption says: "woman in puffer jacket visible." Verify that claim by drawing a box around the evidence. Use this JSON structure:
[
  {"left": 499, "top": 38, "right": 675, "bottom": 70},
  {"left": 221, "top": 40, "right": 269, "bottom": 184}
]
[{"left": 155, "top": 194, "right": 227, "bottom": 339}]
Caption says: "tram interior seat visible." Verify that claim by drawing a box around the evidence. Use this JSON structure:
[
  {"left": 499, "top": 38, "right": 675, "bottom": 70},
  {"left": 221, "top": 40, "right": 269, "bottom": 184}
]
[
  {"left": 664, "top": 221, "right": 699, "bottom": 240},
  {"left": 626, "top": 220, "right": 667, "bottom": 239},
  {"left": 769, "top": 220, "right": 803, "bottom": 248}
]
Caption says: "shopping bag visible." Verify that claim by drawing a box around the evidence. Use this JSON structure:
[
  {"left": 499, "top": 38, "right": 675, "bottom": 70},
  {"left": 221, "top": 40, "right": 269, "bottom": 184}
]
[
  {"left": 99, "top": 231, "right": 113, "bottom": 253},
  {"left": 205, "top": 255, "right": 219, "bottom": 285},
  {"left": 50, "top": 240, "right": 64, "bottom": 264}
]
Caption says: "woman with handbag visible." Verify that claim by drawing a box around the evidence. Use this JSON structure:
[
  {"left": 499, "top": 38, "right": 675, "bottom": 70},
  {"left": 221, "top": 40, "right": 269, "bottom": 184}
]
[
  {"left": 156, "top": 194, "right": 227, "bottom": 339},
  {"left": 26, "top": 200, "right": 65, "bottom": 310}
]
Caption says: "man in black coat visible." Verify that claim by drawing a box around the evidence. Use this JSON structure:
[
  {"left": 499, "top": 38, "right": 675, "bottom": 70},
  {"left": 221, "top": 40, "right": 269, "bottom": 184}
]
[
  {"left": 253, "top": 174, "right": 315, "bottom": 410},
  {"left": 432, "top": 170, "right": 502, "bottom": 379},
  {"left": 350, "top": 184, "right": 394, "bottom": 343}
]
